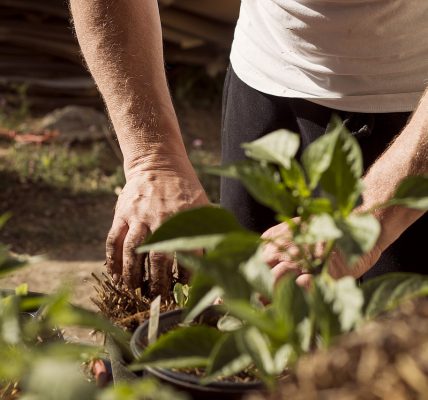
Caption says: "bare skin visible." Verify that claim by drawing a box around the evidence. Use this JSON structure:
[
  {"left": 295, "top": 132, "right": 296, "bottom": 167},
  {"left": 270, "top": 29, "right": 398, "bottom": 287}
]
[
  {"left": 263, "top": 89, "right": 428, "bottom": 286},
  {"left": 69, "top": 0, "right": 209, "bottom": 296}
]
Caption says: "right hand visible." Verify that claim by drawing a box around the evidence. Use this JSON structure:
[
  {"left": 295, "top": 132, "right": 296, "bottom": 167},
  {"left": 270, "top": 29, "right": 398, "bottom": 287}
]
[{"left": 106, "top": 157, "right": 209, "bottom": 297}]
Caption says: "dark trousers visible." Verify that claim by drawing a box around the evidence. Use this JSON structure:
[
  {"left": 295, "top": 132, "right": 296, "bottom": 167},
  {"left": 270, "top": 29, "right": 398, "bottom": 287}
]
[{"left": 220, "top": 66, "right": 427, "bottom": 280}]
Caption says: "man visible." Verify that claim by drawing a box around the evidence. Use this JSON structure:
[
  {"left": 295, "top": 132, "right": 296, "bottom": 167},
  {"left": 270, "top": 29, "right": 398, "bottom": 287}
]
[{"left": 69, "top": 0, "right": 428, "bottom": 294}]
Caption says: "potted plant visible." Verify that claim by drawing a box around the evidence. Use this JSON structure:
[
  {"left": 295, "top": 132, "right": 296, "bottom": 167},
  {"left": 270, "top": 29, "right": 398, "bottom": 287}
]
[{"left": 126, "top": 117, "right": 428, "bottom": 396}]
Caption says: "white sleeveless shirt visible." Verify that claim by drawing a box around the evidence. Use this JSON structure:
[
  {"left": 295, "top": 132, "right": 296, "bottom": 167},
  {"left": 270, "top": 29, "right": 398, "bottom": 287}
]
[{"left": 230, "top": 0, "right": 428, "bottom": 112}]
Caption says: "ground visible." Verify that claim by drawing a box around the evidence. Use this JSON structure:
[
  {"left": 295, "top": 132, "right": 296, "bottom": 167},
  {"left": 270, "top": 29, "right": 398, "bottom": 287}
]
[{"left": 0, "top": 87, "right": 222, "bottom": 342}]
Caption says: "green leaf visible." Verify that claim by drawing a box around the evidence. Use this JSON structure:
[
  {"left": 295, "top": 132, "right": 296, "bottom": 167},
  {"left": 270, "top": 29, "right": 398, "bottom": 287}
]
[
  {"left": 280, "top": 161, "right": 310, "bottom": 198},
  {"left": 302, "top": 120, "right": 340, "bottom": 189},
  {"left": 217, "top": 315, "right": 244, "bottom": 332},
  {"left": 184, "top": 285, "right": 223, "bottom": 324},
  {"left": 23, "top": 359, "right": 97, "bottom": 400},
  {"left": 242, "top": 129, "right": 300, "bottom": 168},
  {"left": 225, "top": 300, "right": 279, "bottom": 340},
  {"left": 303, "top": 116, "right": 363, "bottom": 214},
  {"left": 133, "top": 326, "right": 223, "bottom": 369},
  {"left": 362, "top": 273, "right": 428, "bottom": 319},
  {"left": 389, "top": 175, "right": 428, "bottom": 210},
  {"left": 44, "top": 291, "right": 130, "bottom": 352},
  {"left": 316, "top": 276, "right": 363, "bottom": 332},
  {"left": 139, "top": 206, "right": 244, "bottom": 252},
  {"left": 273, "top": 344, "right": 294, "bottom": 374},
  {"left": 173, "top": 283, "right": 190, "bottom": 308},
  {"left": 179, "top": 250, "right": 254, "bottom": 303},
  {"left": 138, "top": 234, "right": 226, "bottom": 253},
  {"left": 302, "top": 214, "right": 342, "bottom": 244},
  {"left": 206, "top": 231, "right": 261, "bottom": 262},
  {"left": 99, "top": 378, "right": 189, "bottom": 400},
  {"left": 15, "top": 283, "right": 29, "bottom": 296},
  {"left": 271, "top": 277, "right": 309, "bottom": 342},
  {"left": 204, "top": 332, "right": 251, "bottom": 381},
  {"left": 239, "top": 248, "right": 274, "bottom": 300},
  {"left": 336, "top": 213, "right": 381, "bottom": 265},
  {"left": 209, "top": 162, "right": 297, "bottom": 217},
  {"left": 302, "top": 198, "right": 334, "bottom": 216},
  {"left": 239, "top": 327, "right": 276, "bottom": 378}
]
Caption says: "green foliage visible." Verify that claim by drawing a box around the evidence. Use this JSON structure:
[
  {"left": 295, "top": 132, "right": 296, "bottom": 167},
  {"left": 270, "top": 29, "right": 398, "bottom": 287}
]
[
  {"left": 99, "top": 378, "right": 189, "bottom": 400},
  {"left": 362, "top": 273, "right": 428, "bottom": 318},
  {"left": 133, "top": 326, "right": 222, "bottom": 369},
  {"left": 1, "top": 143, "right": 125, "bottom": 194},
  {"left": 173, "top": 283, "right": 190, "bottom": 308},
  {"left": 133, "top": 116, "right": 428, "bottom": 387}
]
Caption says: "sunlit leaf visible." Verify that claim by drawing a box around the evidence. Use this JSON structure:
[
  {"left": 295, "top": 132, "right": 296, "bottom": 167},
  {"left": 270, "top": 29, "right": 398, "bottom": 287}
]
[
  {"left": 362, "top": 273, "right": 428, "bottom": 319},
  {"left": 99, "top": 378, "right": 189, "bottom": 400},
  {"left": 22, "top": 359, "right": 97, "bottom": 400},
  {"left": 217, "top": 315, "right": 243, "bottom": 332},
  {"left": 239, "top": 327, "right": 275, "bottom": 378},
  {"left": 242, "top": 129, "right": 300, "bottom": 168},
  {"left": 316, "top": 276, "right": 363, "bottom": 332},
  {"left": 302, "top": 214, "right": 342, "bottom": 244},
  {"left": 273, "top": 344, "right": 294, "bottom": 374},
  {"left": 336, "top": 213, "right": 381, "bottom": 265},
  {"left": 173, "top": 283, "right": 190, "bottom": 308},
  {"left": 132, "top": 326, "right": 222, "bottom": 369},
  {"left": 280, "top": 161, "right": 310, "bottom": 197},
  {"left": 225, "top": 300, "right": 279, "bottom": 340},
  {"left": 239, "top": 248, "right": 274, "bottom": 300},
  {"left": 138, "top": 206, "right": 244, "bottom": 253},
  {"left": 302, "top": 116, "right": 363, "bottom": 214},
  {"left": 208, "top": 163, "right": 297, "bottom": 217},
  {"left": 302, "top": 120, "right": 340, "bottom": 189}
]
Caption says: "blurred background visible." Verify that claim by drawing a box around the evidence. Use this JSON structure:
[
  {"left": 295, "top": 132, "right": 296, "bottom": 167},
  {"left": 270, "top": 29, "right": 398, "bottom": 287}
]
[{"left": 0, "top": 0, "right": 239, "bottom": 327}]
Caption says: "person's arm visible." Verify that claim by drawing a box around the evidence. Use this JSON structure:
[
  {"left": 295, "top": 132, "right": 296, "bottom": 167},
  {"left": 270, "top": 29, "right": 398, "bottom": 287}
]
[
  {"left": 329, "top": 89, "right": 428, "bottom": 278},
  {"left": 69, "top": 0, "right": 208, "bottom": 295},
  {"left": 263, "top": 89, "right": 428, "bottom": 284}
]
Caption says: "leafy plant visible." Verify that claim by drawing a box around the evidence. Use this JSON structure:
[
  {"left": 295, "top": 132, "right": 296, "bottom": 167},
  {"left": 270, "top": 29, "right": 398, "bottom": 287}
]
[
  {"left": 135, "top": 116, "right": 428, "bottom": 385},
  {"left": 0, "top": 216, "right": 186, "bottom": 400}
]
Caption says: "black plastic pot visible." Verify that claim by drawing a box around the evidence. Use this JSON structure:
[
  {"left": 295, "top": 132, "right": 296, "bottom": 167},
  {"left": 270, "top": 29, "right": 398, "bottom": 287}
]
[{"left": 131, "top": 307, "right": 264, "bottom": 400}]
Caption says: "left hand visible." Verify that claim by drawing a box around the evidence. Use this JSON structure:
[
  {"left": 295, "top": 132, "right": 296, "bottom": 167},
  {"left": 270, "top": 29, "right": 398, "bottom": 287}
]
[{"left": 261, "top": 221, "right": 383, "bottom": 287}]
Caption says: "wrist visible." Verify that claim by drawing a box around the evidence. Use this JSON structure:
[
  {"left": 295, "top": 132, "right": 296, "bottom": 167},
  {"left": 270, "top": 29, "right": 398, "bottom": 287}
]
[{"left": 124, "top": 151, "right": 194, "bottom": 181}]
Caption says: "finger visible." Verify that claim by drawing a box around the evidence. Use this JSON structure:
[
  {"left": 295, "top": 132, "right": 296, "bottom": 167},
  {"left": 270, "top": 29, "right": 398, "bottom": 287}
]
[
  {"left": 122, "top": 223, "right": 148, "bottom": 289},
  {"left": 296, "top": 273, "right": 313, "bottom": 289},
  {"left": 149, "top": 251, "right": 174, "bottom": 299},
  {"left": 271, "top": 261, "right": 301, "bottom": 281},
  {"left": 106, "top": 219, "right": 128, "bottom": 280}
]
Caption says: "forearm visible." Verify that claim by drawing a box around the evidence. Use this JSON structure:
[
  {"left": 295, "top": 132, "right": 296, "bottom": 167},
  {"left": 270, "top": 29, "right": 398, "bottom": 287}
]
[
  {"left": 69, "top": 0, "right": 187, "bottom": 178},
  {"left": 361, "top": 89, "right": 428, "bottom": 251}
]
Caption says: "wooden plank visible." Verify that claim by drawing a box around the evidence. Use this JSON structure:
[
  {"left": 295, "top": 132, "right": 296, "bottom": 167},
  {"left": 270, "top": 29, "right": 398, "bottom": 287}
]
[
  {"left": 162, "top": 26, "right": 205, "bottom": 49},
  {"left": 169, "top": 0, "right": 240, "bottom": 24},
  {"left": 160, "top": 8, "right": 234, "bottom": 49}
]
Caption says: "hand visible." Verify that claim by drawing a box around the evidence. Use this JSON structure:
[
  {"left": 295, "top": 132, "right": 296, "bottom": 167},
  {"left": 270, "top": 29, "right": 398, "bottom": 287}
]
[
  {"left": 261, "top": 221, "right": 313, "bottom": 288},
  {"left": 261, "top": 221, "right": 384, "bottom": 287},
  {"left": 106, "top": 158, "right": 209, "bottom": 296}
]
